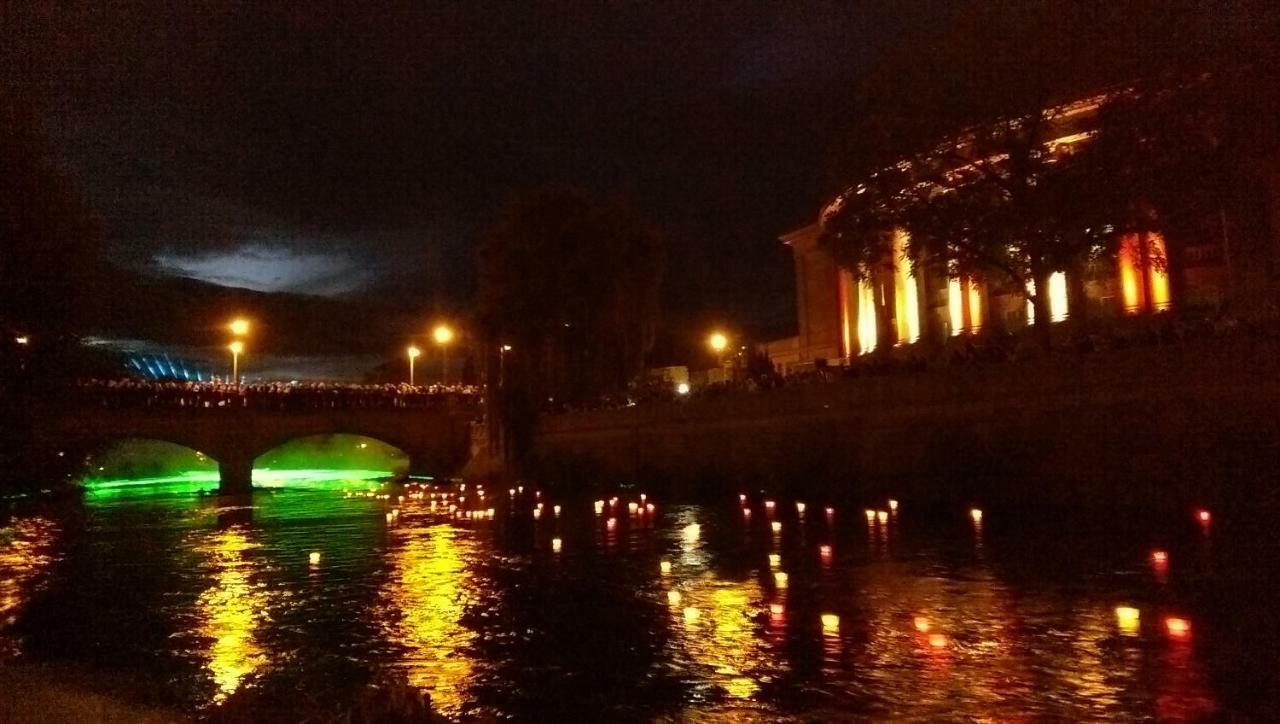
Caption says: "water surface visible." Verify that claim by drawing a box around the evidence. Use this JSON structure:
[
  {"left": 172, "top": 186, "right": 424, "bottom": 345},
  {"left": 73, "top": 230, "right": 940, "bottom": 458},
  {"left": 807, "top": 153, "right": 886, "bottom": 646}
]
[{"left": 2, "top": 477, "right": 1277, "bottom": 720}]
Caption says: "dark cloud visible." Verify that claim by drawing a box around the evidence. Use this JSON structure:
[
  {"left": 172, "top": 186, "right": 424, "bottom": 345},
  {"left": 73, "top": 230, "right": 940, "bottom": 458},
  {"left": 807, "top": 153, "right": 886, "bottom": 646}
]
[{"left": 6, "top": 3, "right": 936, "bottom": 324}]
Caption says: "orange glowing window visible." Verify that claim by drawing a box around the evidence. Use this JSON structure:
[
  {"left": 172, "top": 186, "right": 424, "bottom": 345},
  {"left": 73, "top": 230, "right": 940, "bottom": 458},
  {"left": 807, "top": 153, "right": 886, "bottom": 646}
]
[
  {"left": 838, "top": 270, "right": 854, "bottom": 359},
  {"left": 893, "top": 229, "right": 920, "bottom": 345},
  {"left": 857, "top": 280, "right": 878, "bottom": 355},
  {"left": 1119, "top": 232, "right": 1172, "bottom": 314}
]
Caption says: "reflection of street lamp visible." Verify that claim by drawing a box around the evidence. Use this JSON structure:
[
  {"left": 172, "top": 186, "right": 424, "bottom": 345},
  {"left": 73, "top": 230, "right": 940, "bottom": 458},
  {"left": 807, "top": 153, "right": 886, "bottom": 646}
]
[
  {"left": 228, "top": 341, "right": 244, "bottom": 384},
  {"left": 433, "top": 324, "right": 455, "bottom": 384},
  {"left": 229, "top": 318, "right": 250, "bottom": 336},
  {"left": 407, "top": 345, "right": 421, "bottom": 386}
]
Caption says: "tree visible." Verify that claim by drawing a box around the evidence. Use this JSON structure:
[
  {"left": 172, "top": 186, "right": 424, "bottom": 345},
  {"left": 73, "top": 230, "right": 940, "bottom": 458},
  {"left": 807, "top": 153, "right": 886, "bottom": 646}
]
[
  {"left": 820, "top": 1, "right": 1256, "bottom": 347},
  {"left": 477, "top": 188, "right": 664, "bottom": 463}
]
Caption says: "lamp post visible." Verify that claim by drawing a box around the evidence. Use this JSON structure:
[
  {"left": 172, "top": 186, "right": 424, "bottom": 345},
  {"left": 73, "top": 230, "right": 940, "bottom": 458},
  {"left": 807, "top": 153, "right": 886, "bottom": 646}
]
[
  {"left": 433, "top": 324, "right": 455, "bottom": 385},
  {"left": 708, "top": 331, "right": 730, "bottom": 384},
  {"left": 228, "top": 341, "right": 244, "bottom": 385},
  {"left": 407, "top": 345, "right": 421, "bottom": 386}
]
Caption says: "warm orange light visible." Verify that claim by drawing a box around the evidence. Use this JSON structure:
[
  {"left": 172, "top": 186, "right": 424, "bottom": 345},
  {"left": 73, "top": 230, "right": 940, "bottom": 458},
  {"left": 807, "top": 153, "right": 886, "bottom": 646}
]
[
  {"left": 913, "top": 616, "right": 931, "bottom": 633},
  {"left": 773, "top": 572, "right": 788, "bottom": 588},
  {"left": 966, "top": 279, "right": 983, "bottom": 332},
  {"left": 660, "top": 560, "right": 671, "bottom": 575},
  {"left": 864, "top": 509, "right": 876, "bottom": 521},
  {"left": 553, "top": 505, "right": 561, "bottom": 517},
  {"left": 432, "top": 324, "right": 454, "bottom": 345},
  {"left": 888, "top": 499, "right": 898, "bottom": 512},
  {"left": 308, "top": 552, "right": 321, "bottom": 565},
  {"left": 893, "top": 229, "right": 920, "bottom": 345},
  {"left": 771, "top": 521, "right": 782, "bottom": 533},
  {"left": 768, "top": 553, "right": 781, "bottom": 568},
  {"left": 1152, "top": 550, "right": 1168, "bottom": 564},
  {"left": 819, "top": 544, "right": 832, "bottom": 559},
  {"left": 1115, "top": 606, "right": 1140, "bottom": 633},
  {"left": 795, "top": 502, "right": 806, "bottom": 514},
  {"left": 764, "top": 500, "right": 775, "bottom": 510},
  {"left": 948, "top": 278, "right": 964, "bottom": 336},
  {"left": 407, "top": 345, "right": 421, "bottom": 359},
  {"left": 227, "top": 341, "right": 244, "bottom": 354},
  {"left": 683, "top": 607, "right": 700, "bottom": 622},
  {"left": 551, "top": 537, "right": 562, "bottom": 553},
  {"left": 667, "top": 590, "right": 682, "bottom": 605},
  {"left": 969, "top": 508, "right": 983, "bottom": 523},
  {"left": 228, "top": 318, "right": 250, "bottom": 336},
  {"left": 876, "top": 510, "right": 888, "bottom": 525},
  {"left": 708, "top": 332, "right": 728, "bottom": 353},
  {"left": 1164, "top": 616, "right": 1191, "bottom": 639},
  {"left": 821, "top": 613, "right": 840, "bottom": 631},
  {"left": 1196, "top": 509, "right": 1211, "bottom": 524},
  {"left": 928, "top": 633, "right": 948, "bottom": 648},
  {"left": 769, "top": 603, "right": 785, "bottom": 616},
  {"left": 857, "top": 279, "right": 878, "bottom": 354}
]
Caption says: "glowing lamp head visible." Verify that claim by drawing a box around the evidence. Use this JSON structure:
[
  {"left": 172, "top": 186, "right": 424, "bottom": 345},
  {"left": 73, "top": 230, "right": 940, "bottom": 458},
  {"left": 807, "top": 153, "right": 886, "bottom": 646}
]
[
  {"left": 888, "top": 499, "right": 899, "bottom": 512},
  {"left": 551, "top": 537, "right": 562, "bottom": 553},
  {"left": 1152, "top": 550, "right": 1169, "bottom": 564},
  {"left": 771, "top": 521, "right": 782, "bottom": 533},
  {"left": 407, "top": 345, "right": 421, "bottom": 359},
  {"left": 676, "top": 382, "right": 690, "bottom": 395},
  {"left": 14, "top": 335, "right": 29, "bottom": 345},
  {"left": 432, "top": 324, "right": 454, "bottom": 345},
  {"left": 227, "top": 341, "right": 244, "bottom": 354},
  {"left": 501, "top": 344, "right": 512, "bottom": 352},
  {"left": 308, "top": 552, "right": 321, "bottom": 565},
  {"left": 228, "top": 318, "right": 250, "bottom": 336},
  {"left": 796, "top": 502, "right": 806, "bottom": 513},
  {"left": 1196, "top": 509, "right": 1211, "bottom": 523},
  {"left": 1165, "top": 616, "right": 1191, "bottom": 639},
  {"left": 708, "top": 332, "right": 728, "bottom": 352},
  {"left": 969, "top": 508, "right": 983, "bottom": 523},
  {"left": 1115, "top": 606, "right": 1140, "bottom": 632}
]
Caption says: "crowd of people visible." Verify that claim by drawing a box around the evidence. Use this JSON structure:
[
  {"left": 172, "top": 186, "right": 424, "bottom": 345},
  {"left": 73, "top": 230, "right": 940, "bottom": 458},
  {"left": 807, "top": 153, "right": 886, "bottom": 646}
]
[{"left": 67, "top": 378, "right": 482, "bottom": 411}]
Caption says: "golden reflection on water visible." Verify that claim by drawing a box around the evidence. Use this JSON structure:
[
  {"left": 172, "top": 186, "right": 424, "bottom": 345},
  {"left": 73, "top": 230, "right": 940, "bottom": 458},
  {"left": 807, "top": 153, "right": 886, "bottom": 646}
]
[
  {"left": 192, "top": 525, "right": 269, "bottom": 702},
  {"left": 665, "top": 509, "right": 772, "bottom": 701},
  {"left": 0, "top": 516, "right": 59, "bottom": 654},
  {"left": 380, "top": 522, "right": 477, "bottom": 717}
]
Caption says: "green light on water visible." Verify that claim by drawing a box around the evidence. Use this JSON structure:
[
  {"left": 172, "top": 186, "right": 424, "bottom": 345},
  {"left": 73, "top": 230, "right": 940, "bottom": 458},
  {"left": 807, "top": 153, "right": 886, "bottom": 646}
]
[{"left": 83, "top": 468, "right": 395, "bottom": 499}]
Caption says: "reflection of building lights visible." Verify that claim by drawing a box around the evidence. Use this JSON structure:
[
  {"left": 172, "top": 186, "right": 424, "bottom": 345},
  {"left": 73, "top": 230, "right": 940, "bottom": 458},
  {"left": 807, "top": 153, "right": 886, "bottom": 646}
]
[
  {"left": 773, "top": 571, "right": 788, "bottom": 588},
  {"left": 876, "top": 510, "right": 888, "bottom": 524},
  {"left": 913, "top": 616, "right": 931, "bottom": 633},
  {"left": 969, "top": 508, "right": 983, "bottom": 523},
  {"left": 928, "top": 633, "right": 948, "bottom": 648},
  {"left": 771, "top": 521, "right": 782, "bottom": 533},
  {"left": 668, "top": 590, "right": 682, "bottom": 605},
  {"left": 683, "top": 607, "right": 700, "bottom": 622},
  {"left": 660, "top": 560, "right": 671, "bottom": 575},
  {"left": 768, "top": 554, "right": 780, "bottom": 568},
  {"left": 1115, "top": 606, "right": 1140, "bottom": 633},
  {"left": 682, "top": 523, "right": 700, "bottom": 541},
  {"left": 769, "top": 603, "right": 785, "bottom": 616},
  {"left": 821, "top": 613, "right": 840, "bottom": 631},
  {"left": 796, "top": 502, "right": 806, "bottom": 513},
  {"left": 551, "top": 537, "right": 562, "bottom": 553},
  {"left": 888, "top": 499, "right": 898, "bottom": 512}
]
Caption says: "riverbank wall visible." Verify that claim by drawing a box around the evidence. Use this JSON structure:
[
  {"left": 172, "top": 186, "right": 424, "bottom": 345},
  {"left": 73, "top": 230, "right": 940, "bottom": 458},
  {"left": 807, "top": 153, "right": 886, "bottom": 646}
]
[{"left": 528, "top": 337, "right": 1280, "bottom": 510}]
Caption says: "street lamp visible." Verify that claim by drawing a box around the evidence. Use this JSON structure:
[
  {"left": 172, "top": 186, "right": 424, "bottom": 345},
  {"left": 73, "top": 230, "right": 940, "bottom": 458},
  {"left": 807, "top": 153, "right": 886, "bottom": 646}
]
[
  {"left": 228, "top": 340, "right": 244, "bottom": 385},
  {"left": 708, "top": 331, "right": 728, "bottom": 354},
  {"left": 432, "top": 324, "right": 455, "bottom": 385},
  {"left": 229, "top": 318, "right": 250, "bottom": 336},
  {"left": 407, "top": 345, "right": 421, "bottom": 386}
]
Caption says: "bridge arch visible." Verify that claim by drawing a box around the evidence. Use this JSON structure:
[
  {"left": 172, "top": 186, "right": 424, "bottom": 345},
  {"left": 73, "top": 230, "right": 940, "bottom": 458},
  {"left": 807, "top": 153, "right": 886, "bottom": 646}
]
[
  {"left": 250, "top": 433, "right": 411, "bottom": 486},
  {"left": 79, "top": 437, "right": 223, "bottom": 493}
]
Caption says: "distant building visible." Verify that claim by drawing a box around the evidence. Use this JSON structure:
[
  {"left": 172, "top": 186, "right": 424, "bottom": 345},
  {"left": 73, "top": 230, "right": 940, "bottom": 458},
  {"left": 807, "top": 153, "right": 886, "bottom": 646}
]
[{"left": 770, "top": 96, "right": 1280, "bottom": 375}]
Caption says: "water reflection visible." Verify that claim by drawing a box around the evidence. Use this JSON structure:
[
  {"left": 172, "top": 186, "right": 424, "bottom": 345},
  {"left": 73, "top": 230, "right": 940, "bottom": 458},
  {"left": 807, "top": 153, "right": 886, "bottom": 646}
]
[
  {"left": 380, "top": 520, "right": 477, "bottom": 717},
  {"left": 192, "top": 524, "right": 270, "bottom": 701},
  {"left": 0, "top": 515, "right": 59, "bottom": 655}
]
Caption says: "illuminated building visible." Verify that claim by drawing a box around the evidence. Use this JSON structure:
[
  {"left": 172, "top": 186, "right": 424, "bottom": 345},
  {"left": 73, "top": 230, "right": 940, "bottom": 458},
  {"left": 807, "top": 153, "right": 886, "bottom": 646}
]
[{"left": 767, "top": 95, "right": 1266, "bottom": 375}]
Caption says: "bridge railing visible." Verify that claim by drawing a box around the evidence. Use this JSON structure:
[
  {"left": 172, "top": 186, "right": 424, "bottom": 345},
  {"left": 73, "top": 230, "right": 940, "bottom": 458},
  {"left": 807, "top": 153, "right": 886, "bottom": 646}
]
[{"left": 51, "top": 381, "right": 483, "bottom": 413}]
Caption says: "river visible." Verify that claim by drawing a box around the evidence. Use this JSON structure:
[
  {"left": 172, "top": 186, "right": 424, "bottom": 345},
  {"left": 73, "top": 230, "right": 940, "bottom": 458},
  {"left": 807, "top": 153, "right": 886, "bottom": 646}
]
[{"left": 2, "top": 474, "right": 1277, "bottom": 721}]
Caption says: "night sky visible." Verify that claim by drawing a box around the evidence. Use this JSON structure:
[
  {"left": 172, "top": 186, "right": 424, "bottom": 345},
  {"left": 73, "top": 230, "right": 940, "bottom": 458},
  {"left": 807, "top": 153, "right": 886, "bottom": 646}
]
[{"left": 7, "top": 2, "right": 953, "bottom": 339}]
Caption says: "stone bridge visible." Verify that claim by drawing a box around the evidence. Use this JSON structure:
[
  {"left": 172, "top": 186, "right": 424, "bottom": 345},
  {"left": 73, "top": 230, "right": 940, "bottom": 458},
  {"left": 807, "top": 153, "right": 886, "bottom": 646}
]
[{"left": 40, "top": 403, "right": 475, "bottom": 494}]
